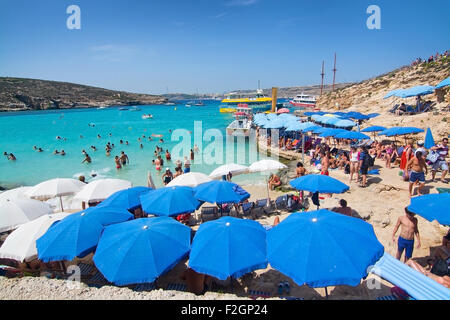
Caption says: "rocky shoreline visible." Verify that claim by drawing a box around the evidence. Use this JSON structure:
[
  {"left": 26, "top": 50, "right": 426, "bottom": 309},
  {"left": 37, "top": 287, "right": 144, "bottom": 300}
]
[{"left": 0, "top": 77, "right": 167, "bottom": 112}]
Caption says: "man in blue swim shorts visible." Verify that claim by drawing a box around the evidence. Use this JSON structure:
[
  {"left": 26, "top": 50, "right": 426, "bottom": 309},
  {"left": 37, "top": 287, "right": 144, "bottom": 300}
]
[
  {"left": 392, "top": 208, "right": 421, "bottom": 262},
  {"left": 407, "top": 151, "right": 428, "bottom": 198}
]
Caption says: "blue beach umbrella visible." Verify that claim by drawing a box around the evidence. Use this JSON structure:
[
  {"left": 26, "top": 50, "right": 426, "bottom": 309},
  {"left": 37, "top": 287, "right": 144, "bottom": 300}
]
[
  {"left": 302, "top": 125, "right": 322, "bottom": 133},
  {"left": 361, "top": 126, "right": 387, "bottom": 133},
  {"left": 297, "top": 122, "right": 316, "bottom": 131},
  {"left": 384, "top": 89, "right": 403, "bottom": 99},
  {"left": 435, "top": 77, "right": 450, "bottom": 89},
  {"left": 194, "top": 181, "right": 250, "bottom": 205},
  {"left": 290, "top": 175, "right": 349, "bottom": 194},
  {"left": 312, "top": 127, "right": 329, "bottom": 134},
  {"left": 424, "top": 128, "right": 435, "bottom": 149},
  {"left": 367, "top": 113, "right": 380, "bottom": 119},
  {"left": 334, "top": 131, "right": 371, "bottom": 140},
  {"left": 98, "top": 186, "right": 153, "bottom": 211},
  {"left": 346, "top": 112, "right": 370, "bottom": 120},
  {"left": 379, "top": 127, "right": 424, "bottom": 137},
  {"left": 140, "top": 186, "right": 201, "bottom": 217},
  {"left": 396, "top": 85, "right": 435, "bottom": 98},
  {"left": 334, "top": 120, "right": 356, "bottom": 128},
  {"left": 188, "top": 217, "right": 268, "bottom": 280},
  {"left": 285, "top": 122, "right": 303, "bottom": 132},
  {"left": 93, "top": 217, "right": 191, "bottom": 285},
  {"left": 36, "top": 207, "right": 133, "bottom": 262},
  {"left": 267, "top": 210, "right": 384, "bottom": 288},
  {"left": 321, "top": 117, "right": 341, "bottom": 125},
  {"left": 407, "top": 194, "right": 450, "bottom": 226},
  {"left": 319, "top": 129, "right": 347, "bottom": 138}
]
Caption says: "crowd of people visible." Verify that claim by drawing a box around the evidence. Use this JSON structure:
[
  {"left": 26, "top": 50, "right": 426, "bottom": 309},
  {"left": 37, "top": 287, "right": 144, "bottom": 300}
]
[{"left": 411, "top": 50, "right": 449, "bottom": 66}]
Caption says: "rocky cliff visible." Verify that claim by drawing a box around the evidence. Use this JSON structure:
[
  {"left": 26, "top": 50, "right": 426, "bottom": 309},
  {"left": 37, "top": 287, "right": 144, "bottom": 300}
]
[{"left": 0, "top": 77, "right": 167, "bottom": 111}]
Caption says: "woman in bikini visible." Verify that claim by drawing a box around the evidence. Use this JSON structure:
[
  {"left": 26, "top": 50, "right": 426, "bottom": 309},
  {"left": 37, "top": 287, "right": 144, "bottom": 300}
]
[{"left": 114, "top": 156, "right": 122, "bottom": 170}]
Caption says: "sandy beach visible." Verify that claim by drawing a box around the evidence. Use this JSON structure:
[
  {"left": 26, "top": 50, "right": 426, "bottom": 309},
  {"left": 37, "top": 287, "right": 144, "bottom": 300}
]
[{"left": 1, "top": 147, "right": 447, "bottom": 300}]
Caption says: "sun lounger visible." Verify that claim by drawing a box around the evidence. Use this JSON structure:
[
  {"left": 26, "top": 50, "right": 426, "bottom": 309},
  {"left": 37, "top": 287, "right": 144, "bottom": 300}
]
[
  {"left": 280, "top": 296, "right": 304, "bottom": 300},
  {"left": 200, "top": 206, "right": 219, "bottom": 223},
  {"left": 241, "top": 202, "right": 254, "bottom": 218},
  {"left": 248, "top": 290, "right": 272, "bottom": 299},
  {"left": 371, "top": 252, "right": 450, "bottom": 300},
  {"left": 133, "top": 282, "right": 156, "bottom": 292},
  {"left": 389, "top": 104, "right": 399, "bottom": 114},
  {"left": 166, "top": 283, "right": 187, "bottom": 292},
  {"left": 88, "top": 272, "right": 110, "bottom": 287},
  {"left": 376, "top": 295, "right": 397, "bottom": 300},
  {"left": 253, "top": 199, "right": 270, "bottom": 218},
  {"left": 76, "top": 263, "right": 96, "bottom": 277}
]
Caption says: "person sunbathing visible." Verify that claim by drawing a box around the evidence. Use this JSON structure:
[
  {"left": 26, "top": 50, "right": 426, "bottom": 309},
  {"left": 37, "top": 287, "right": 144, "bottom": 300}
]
[
  {"left": 406, "top": 259, "right": 450, "bottom": 289},
  {"left": 332, "top": 199, "right": 352, "bottom": 217}
]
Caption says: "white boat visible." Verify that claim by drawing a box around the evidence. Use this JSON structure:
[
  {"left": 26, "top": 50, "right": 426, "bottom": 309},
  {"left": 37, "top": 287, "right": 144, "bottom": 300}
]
[
  {"left": 289, "top": 93, "right": 317, "bottom": 108},
  {"left": 226, "top": 107, "right": 253, "bottom": 137},
  {"left": 130, "top": 106, "right": 141, "bottom": 111},
  {"left": 142, "top": 114, "right": 153, "bottom": 119},
  {"left": 97, "top": 106, "right": 107, "bottom": 109}
]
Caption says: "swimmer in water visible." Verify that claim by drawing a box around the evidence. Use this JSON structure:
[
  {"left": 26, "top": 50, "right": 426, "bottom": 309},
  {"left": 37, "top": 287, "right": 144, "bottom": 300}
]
[
  {"left": 140, "top": 143, "right": 144, "bottom": 149},
  {"left": 9, "top": 153, "right": 16, "bottom": 161},
  {"left": 60, "top": 150, "right": 66, "bottom": 156},
  {"left": 4, "top": 152, "right": 9, "bottom": 159},
  {"left": 165, "top": 150, "right": 171, "bottom": 161},
  {"left": 115, "top": 156, "right": 122, "bottom": 170},
  {"left": 37, "top": 148, "right": 43, "bottom": 152},
  {"left": 53, "top": 150, "right": 59, "bottom": 155},
  {"left": 120, "top": 151, "right": 129, "bottom": 166},
  {"left": 97, "top": 134, "right": 101, "bottom": 139},
  {"left": 82, "top": 154, "right": 92, "bottom": 164},
  {"left": 125, "top": 141, "right": 129, "bottom": 145}
]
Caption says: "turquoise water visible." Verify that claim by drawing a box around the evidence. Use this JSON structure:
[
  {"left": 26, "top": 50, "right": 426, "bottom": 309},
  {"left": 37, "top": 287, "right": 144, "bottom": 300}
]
[{"left": 0, "top": 102, "right": 271, "bottom": 188}]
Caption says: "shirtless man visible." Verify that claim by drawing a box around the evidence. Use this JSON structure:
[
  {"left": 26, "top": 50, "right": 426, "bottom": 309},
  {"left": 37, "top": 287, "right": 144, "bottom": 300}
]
[
  {"left": 82, "top": 153, "right": 92, "bottom": 164},
  {"left": 392, "top": 207, "right": 421, "bottom": 262},
  {"left": 295, "top": 162, "right": 307, "bottom": 177},
  {"left": 406, "top": 151, "right": 428, "bottom": 197},
  {"left": 320, "top": 152, "right": 329, "bottom": 176},
  {"left": 120, "top": 151, "right": 129, "bottom": 166}
]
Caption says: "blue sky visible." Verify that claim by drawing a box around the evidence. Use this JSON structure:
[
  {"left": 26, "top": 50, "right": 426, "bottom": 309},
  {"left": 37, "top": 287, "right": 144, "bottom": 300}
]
[{"left": 0, "top": 0, "right": 449, "bottom": 94}]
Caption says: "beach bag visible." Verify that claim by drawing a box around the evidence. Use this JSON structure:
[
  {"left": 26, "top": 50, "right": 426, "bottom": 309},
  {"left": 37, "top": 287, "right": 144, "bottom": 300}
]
[{"left": 426, "top": 151, "right": 439, "bottom": 164}]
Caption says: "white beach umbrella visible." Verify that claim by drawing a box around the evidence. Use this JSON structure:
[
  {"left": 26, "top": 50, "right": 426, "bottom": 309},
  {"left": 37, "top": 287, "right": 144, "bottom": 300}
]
[
  {"left": 166, "top": 172, "right": 212, "bottom": 188},
  {"left": 73, "top": 179, "right": 132, "bottom": 203},
  {"left": 0, "top": 212, "right": 73, "bottom": 262},
  {"left": 26, "top": 178, "right": 85, "bottom": 200},
  {"left": 0, "top": 198, "right": 53, "bottom": 233},
  {"left": 26, "top": 178, "right": 86, "bottom": 211},
  {"left": 0, "top": 186, "right": 33, "bottom": 202},
  {"left": 248, "top": 159, "right": 288, "bottom": 173},
  {"left": 209, "top": 163, "right": 249, "bottom": 179},
  {"left": 248, "top": 159, "right": 288, "bottom": 201}
]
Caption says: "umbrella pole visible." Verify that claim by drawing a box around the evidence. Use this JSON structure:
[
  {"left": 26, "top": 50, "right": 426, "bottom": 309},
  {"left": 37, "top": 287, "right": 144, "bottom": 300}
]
[
  {"left": 325, "top": 287, "right": 329, "bottom": 299},
  {"left": 60, "top": 196, "right": 64, "bottom": 212},
  {"left": 302, "top": 134, "right": 305, "bottom": 165}
]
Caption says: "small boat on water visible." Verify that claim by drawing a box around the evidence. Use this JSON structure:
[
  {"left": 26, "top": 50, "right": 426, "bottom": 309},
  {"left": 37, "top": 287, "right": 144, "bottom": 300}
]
[
  {"left": 142, "top": 114, "right": 153, "bottom": 119},
  {"left": 130, "top": 106, "right": 142, "bottom": 111},
  {"left": 97, "top": 106, "right": 107, "bottom": 110},
  {"left": 194, "top": 101, "right": 205, "bottom": 106},
  {"left": 221, "top": 89, "right": 272, "bottom": 113},
  {"left": 226, "top": 107, "right": 253, "bottom": 137},
  {"left": 119, "top": 107, "right": 129, "bottom": 111}
]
